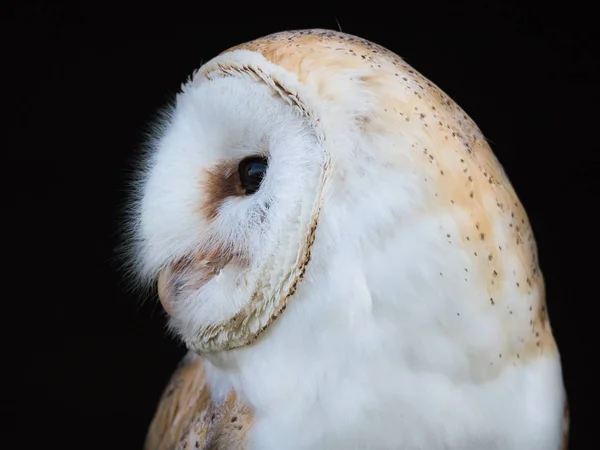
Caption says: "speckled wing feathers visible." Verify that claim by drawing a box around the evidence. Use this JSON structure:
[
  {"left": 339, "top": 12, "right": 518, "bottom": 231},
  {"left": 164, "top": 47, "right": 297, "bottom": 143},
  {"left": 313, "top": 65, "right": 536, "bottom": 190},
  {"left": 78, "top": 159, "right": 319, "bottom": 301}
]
[{"left": 145, "top": 352, "right": 252, "bottom": 450}]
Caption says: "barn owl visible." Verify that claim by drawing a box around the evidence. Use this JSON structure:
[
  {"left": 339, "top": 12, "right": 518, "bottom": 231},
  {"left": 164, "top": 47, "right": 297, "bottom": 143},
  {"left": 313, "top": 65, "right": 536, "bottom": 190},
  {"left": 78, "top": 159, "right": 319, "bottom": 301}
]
[{"left": 124, "top": 29, "right": 569, "bottom": 449}]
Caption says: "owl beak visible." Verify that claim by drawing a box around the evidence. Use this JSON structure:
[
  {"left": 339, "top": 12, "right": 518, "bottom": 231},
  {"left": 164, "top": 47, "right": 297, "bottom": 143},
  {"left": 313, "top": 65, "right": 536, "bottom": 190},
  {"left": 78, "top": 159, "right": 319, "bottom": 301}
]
[
  {"left": 156, "top": 247, "right": 236, "bottom": 316},
  {"left": 157, "top": 266, "right": 176, "bottom": 316}
]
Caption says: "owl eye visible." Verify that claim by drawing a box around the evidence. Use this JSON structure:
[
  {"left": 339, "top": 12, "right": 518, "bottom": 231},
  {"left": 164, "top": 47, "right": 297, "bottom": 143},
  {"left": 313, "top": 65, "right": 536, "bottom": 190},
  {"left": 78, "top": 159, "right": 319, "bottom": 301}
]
[{"left": 238, "top": 156, "right": 268, "bottom": 195}]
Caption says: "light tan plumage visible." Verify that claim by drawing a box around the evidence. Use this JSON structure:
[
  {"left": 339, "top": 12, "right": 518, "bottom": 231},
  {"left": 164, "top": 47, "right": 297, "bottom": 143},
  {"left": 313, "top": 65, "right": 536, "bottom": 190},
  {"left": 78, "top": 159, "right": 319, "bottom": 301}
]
[
  {"left": 142, "top": 29, "right": 568, "bottom": 449},
  {"left": 145, "top": 352, "right": 252, "bottom": 450}
]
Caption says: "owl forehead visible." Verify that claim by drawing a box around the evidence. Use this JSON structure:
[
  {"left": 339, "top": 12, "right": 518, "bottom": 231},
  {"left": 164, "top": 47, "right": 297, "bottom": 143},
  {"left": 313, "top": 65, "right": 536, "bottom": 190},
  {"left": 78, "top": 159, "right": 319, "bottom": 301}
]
[
  {"left": 174, "top": 76, "right": 279, "bottom": 155},
  {"left": 220, "top": 29, "right": 484, "bottom": 146}
]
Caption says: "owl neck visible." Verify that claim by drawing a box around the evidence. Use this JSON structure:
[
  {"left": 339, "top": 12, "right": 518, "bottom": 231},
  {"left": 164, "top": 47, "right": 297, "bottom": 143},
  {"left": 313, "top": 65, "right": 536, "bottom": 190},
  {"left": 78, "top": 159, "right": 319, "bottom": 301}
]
[{"left": 201, "top": 254, "right": 392, "bottom": 447}]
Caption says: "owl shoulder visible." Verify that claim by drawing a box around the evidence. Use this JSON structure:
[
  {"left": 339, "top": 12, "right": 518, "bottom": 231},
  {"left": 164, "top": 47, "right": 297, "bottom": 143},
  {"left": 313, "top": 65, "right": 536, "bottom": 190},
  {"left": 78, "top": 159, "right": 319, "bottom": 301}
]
[{"left": 144, "top": 352, "right": 252, "bottom": 450}]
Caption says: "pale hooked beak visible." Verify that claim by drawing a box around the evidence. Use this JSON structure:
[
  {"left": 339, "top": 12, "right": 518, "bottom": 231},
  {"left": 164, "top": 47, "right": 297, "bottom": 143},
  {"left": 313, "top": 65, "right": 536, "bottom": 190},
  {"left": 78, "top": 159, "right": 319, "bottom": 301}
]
[
  {"left": 157, "top": 265, "right": 176, "bottom": 316},
  {"left": 156, "top": 250, "right": 235, "bottom": 316}
]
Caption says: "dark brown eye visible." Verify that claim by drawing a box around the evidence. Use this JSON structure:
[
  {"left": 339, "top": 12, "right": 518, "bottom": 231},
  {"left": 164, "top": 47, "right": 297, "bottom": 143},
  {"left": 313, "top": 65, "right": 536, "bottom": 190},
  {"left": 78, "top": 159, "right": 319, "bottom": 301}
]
[{"left": 238, "top": 156, "right": 268, "bottom": 195}]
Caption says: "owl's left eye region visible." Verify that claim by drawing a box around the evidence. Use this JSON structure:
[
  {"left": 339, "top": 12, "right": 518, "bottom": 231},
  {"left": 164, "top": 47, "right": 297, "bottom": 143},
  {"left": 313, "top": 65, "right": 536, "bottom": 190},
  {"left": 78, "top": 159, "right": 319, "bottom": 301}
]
[{"left": 238, "top": 156, "right": 268, "bottom": 195}]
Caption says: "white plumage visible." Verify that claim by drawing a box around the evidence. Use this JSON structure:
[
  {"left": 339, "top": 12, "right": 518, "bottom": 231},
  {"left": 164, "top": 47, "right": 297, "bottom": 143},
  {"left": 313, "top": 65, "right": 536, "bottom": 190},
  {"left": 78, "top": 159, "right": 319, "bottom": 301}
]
[{"left": 125, "top": 29, "right": 568, "bottom": 449}]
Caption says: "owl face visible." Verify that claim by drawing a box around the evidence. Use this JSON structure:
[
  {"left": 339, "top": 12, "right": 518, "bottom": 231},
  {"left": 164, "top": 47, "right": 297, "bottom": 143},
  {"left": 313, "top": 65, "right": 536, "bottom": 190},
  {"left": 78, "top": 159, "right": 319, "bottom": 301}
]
[{"left": 131, "top": 72, "right": 327, "bottom": 352}]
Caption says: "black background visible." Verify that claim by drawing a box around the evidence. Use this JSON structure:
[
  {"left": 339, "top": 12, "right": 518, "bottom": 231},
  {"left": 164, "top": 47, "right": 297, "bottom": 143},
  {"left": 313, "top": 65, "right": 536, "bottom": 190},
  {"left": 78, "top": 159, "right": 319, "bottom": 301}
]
[{"left": 4, "top": 2, "right": 596, "bottom": 449}]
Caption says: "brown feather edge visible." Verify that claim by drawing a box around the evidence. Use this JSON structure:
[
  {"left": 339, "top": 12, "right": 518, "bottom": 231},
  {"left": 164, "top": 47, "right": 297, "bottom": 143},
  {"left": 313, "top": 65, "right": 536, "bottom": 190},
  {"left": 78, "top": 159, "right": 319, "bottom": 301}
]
[{"left": 144, "top": 353, "right": 212, "bottom": 450}]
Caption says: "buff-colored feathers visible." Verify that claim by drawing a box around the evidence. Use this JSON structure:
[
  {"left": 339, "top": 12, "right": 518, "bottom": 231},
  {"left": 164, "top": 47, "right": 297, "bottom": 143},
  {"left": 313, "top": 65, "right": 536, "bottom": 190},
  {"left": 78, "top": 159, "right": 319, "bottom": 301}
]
[
  {"left": 133, "top": 29, "right": 568, "bottom": 450},
  {"left": 145, "top": 352, "right": 253, "bottom": 450}
]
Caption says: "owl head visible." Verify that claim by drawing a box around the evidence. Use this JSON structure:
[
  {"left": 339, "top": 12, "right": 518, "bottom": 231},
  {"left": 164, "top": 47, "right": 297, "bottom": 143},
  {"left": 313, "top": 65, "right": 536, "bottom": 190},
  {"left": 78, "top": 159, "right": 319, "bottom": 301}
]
[{"left": 124, "top": 29, "right": 544, "bottom": 360}]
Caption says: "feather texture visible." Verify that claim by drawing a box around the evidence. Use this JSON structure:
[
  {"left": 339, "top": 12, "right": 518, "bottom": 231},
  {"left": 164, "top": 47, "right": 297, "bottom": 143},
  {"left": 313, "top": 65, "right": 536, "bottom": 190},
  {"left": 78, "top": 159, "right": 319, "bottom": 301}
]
[{"left": 131, "top": 29, "right": 568, "bottom": 450}]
